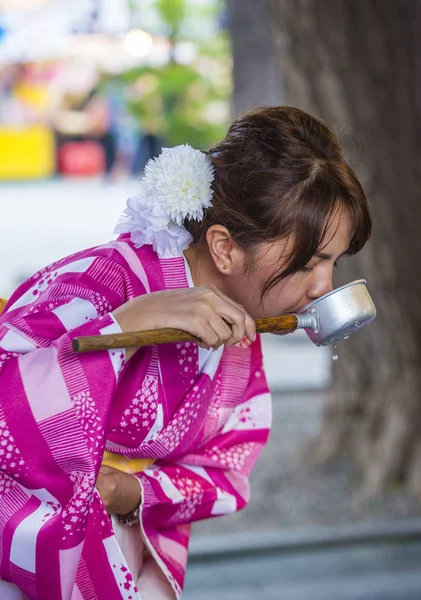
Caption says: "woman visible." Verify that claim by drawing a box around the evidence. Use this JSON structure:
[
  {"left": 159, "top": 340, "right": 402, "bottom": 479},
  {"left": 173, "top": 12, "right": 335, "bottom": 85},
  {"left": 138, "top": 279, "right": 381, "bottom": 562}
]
[{"left": 0, "top": 106, "right": 371, "bottom": 599}]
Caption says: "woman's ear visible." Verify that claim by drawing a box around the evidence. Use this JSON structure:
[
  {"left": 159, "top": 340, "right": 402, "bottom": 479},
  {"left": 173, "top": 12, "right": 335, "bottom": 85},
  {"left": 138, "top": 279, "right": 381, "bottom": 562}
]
[{"left": 206, "top": 225, "right": 245, "bottom": 275}]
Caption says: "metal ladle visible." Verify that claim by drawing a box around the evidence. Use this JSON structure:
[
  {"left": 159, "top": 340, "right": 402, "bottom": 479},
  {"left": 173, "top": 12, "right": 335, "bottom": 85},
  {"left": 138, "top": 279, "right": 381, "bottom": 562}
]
[
  {"left": 296, "top": 279, "right": 376, "bottom": 346},
  {"left": 72, "top": 279, "right": 376, "bottom": 353}
]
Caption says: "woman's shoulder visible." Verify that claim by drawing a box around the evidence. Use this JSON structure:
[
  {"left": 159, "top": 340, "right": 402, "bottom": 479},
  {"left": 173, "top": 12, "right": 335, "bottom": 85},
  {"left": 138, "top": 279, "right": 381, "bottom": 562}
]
[
  {"left": 107, "top": 235, "right": 192, "bottom": 294},
  {"left": 3, "top": 237, "right": 150, "bottom": 315},
  {"left": 31, "top": 236, "right": 160, "bottom": 287},
  {"left": 4, "top": 236, "right": 188, "bottom": 318}
]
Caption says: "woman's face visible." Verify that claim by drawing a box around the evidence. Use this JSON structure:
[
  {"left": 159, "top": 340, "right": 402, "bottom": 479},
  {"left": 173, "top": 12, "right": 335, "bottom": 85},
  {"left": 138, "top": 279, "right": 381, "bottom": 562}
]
[{"left": 226, "top": 209, "right": 353, "bottom": 319}]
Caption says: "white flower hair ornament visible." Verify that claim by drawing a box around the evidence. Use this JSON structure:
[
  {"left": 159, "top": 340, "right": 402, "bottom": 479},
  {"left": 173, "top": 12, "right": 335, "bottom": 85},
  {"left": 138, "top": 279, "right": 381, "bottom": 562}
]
[{"left": 115, "top": 144, "right": 214, "bottom": 257}]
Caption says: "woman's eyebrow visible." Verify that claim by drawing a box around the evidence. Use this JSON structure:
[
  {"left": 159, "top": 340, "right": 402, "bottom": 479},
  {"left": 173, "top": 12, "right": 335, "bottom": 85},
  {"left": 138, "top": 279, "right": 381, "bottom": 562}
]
[
  {"left": 315, "top": 251, "right": 332, "bottom": 260},
  {"left": 315, "top": 250, "right": 348, "bottom": 262}
]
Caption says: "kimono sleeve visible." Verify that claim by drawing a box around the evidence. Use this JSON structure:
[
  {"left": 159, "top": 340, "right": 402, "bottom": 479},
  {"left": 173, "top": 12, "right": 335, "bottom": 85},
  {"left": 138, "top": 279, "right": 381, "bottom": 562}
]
[
  {"left": 0, "top": 255, "right": 150, "bottom": 596},
  {"left": 133, "top": 364, "right": 271, "bottom": 596},
  {"left": 0, "top": 254, "right": 147, "bottom": 478},
  {"left": 136, "top": 388, "right": 271, "bottom": 529}
]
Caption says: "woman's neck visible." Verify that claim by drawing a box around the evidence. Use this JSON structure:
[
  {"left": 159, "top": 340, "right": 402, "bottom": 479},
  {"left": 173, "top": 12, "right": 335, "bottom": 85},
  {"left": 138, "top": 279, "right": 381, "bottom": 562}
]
[{"left": 184, "top": 244, "right": 226, "bottom": 291}]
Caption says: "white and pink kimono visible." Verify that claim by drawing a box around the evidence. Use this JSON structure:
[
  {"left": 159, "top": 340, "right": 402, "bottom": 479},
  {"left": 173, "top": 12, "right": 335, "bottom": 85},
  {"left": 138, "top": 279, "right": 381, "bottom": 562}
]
[{"left": 0, "top": 234, "right": 271, "bottom": 599}]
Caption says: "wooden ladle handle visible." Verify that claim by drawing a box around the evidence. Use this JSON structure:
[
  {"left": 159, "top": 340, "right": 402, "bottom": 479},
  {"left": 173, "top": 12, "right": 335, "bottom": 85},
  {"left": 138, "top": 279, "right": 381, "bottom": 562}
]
[{"left": 72, "top": 315, "right": 299, "bottom": 353}]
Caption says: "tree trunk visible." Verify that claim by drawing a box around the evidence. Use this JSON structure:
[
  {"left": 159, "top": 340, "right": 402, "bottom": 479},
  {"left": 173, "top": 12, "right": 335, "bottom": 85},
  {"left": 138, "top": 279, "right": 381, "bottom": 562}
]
[
  {"left": 270, "top": 0, "right": 421, "bottom": 497},
  {"left": 227, "top": 0, "right": 282, "bottom": 116}
]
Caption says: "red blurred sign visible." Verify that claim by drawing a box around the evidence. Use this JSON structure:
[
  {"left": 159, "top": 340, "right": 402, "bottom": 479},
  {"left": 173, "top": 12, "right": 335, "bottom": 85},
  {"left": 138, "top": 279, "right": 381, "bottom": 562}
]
[{"left": 58, "top": 141, "right": 105, "bottom": 176}]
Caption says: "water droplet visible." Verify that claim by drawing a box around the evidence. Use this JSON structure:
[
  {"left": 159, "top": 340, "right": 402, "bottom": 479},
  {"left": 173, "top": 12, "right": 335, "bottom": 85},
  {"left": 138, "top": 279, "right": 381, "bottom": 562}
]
[
  {"left": 332, "top": 344, "right": 339, "bottom": 361},
  {"left": 344, "top": 336, "right": 349, "bottom": 340},
  {"left": 332, "top": 354, "right": 339, "bottom": 361},
  {"left": 354, "top": 321, "right": 361, "bottom": 328}
]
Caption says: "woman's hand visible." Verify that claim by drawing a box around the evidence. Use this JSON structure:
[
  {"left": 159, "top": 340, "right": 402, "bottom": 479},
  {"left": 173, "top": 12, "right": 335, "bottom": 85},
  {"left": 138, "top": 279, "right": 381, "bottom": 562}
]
[
  {"left": 96, "top": 465, "right": 142, "bottom": 516},
  {"left": 112, "top": 285, "right": 255, "bottom": 360}
]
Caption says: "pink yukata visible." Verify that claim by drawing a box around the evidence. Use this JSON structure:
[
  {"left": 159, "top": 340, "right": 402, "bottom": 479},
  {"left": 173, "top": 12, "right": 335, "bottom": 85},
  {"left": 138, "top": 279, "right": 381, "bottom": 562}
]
[{"left": 0, "top": 233, "right": 272, "bottom": 600}]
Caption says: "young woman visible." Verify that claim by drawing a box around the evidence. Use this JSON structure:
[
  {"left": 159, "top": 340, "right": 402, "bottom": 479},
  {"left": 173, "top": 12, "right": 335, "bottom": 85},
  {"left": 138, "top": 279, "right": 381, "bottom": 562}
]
[{"left": 0, "top": 106, "right": 371, "bottom": 600}]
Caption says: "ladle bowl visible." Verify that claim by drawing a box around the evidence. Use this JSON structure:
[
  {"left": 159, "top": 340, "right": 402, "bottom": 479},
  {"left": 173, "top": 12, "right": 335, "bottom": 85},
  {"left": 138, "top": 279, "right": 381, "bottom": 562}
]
[{"left": 297, "top": 279, "right": 376, "bottom": 346}]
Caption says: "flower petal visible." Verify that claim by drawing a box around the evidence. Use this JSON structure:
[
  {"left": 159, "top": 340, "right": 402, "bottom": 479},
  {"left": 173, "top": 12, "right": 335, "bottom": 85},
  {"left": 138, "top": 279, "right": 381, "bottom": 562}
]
[{"left": 114, "top": 145, "right": 213, "bottom": 256}]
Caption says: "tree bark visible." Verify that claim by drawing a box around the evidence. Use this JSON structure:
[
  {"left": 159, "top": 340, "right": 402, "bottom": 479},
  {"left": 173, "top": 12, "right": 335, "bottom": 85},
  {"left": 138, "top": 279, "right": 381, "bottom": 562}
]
[
  {"left": 270, "top": 0, "right": 421, "bottom": 497},
  {"left": 227, "top": 0, "right": 282, "bottom": 116}
]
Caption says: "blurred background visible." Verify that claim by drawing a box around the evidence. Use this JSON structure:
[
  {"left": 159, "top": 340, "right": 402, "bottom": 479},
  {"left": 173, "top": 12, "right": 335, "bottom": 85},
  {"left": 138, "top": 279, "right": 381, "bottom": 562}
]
[{"left": 1, "top": 1, "right": 421, "bottom": 598}]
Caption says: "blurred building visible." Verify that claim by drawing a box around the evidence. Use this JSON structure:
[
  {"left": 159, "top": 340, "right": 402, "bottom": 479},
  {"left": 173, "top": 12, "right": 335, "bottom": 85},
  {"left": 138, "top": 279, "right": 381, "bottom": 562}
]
[{"left": 0, "top": 0, "right": 229, "bottom": 180}]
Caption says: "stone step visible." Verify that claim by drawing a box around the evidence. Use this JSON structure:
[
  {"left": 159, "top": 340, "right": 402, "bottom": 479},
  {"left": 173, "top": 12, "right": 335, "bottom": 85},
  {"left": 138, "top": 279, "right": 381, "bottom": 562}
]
[
  {"left": 184, "top": 570, "right": 421, "bottom": 600},
  {"left": 184, "top": 534, "right": 421, "bottom": 600}
]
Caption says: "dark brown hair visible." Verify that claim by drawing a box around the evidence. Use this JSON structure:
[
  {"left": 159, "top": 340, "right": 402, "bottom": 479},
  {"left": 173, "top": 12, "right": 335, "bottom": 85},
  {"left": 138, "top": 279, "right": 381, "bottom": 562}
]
[{"left": 185, "top": 105, "right": 372, "bottom": 295}]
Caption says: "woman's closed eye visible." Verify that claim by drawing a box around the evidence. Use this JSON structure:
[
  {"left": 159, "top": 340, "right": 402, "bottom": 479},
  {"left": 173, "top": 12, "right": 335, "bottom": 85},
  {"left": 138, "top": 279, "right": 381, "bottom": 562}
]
[{"left": 302, "top": 260, "right": 338, "bottom": 273}]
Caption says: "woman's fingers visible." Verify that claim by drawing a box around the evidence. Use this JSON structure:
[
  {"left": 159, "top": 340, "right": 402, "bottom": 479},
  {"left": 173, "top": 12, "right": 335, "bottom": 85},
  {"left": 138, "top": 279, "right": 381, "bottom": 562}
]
[
  {"left": 207, "top": 317, "right": 233, "bottom": 349},
  {"left": 215, "top": 300, "right": 256, "bottom": 346},
  {"left": 189, "top": 317, "right": 222, "bottom": 350},
  {"left": 188, "top": 286, "right": 256, "bottom": 348},
  {"left": 112, "top": 284, "right": 256, "bottom": 354},
  {"left": 218, "top": 308, "right": 245, "bottom": 347},
  {"left": 209, "top": 286, "right": 256, "bottom": 343},
  {"left": 244, "top": 311, "right": 256, "bottom": 343}
]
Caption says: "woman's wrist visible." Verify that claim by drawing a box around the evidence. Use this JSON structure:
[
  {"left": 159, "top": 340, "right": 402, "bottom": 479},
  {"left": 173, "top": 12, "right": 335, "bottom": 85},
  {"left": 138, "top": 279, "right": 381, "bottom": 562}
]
[
  {"left": 111, "top": 306, "right": 135, "bottom": 335},
  {"left": 96, "top": 466, "right": 142, "bottom": 516},
  {"left": 116, "top": 506, "right": 140, "bottom": 526},
  {"left": 111, "top": 304, "right": 145, "bottom": 361},
  {"left": 112, "top": 297, "right": 156, "bottom": 333}
]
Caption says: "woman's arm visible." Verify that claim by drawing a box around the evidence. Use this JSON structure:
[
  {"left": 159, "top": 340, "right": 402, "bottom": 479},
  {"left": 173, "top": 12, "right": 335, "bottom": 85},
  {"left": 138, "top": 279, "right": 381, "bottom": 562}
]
[
  {"left": 112, "top": 284, "right": 256, "bottom": 361},
  {"left": 0, "top": 255, "right": 144, "bottom": 596}
]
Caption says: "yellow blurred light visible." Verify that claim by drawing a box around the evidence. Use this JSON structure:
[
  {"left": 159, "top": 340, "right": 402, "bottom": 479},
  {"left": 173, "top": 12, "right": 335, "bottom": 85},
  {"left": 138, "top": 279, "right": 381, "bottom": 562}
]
[{"left": 124, "top": 29, "right": 153, "bottom": 59}]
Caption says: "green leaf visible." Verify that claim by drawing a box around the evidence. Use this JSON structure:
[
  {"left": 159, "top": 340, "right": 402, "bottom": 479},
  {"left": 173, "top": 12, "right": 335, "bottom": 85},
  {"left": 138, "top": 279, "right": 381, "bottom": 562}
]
[{"left": 155, "top": 0, "right": 186, "bottom": 31}]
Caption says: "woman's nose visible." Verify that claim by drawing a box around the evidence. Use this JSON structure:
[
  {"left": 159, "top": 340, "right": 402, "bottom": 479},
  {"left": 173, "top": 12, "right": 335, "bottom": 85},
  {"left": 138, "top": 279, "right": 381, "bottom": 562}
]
[{"left": 307, "top": 273, "right": 333, "bottom": 300}]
